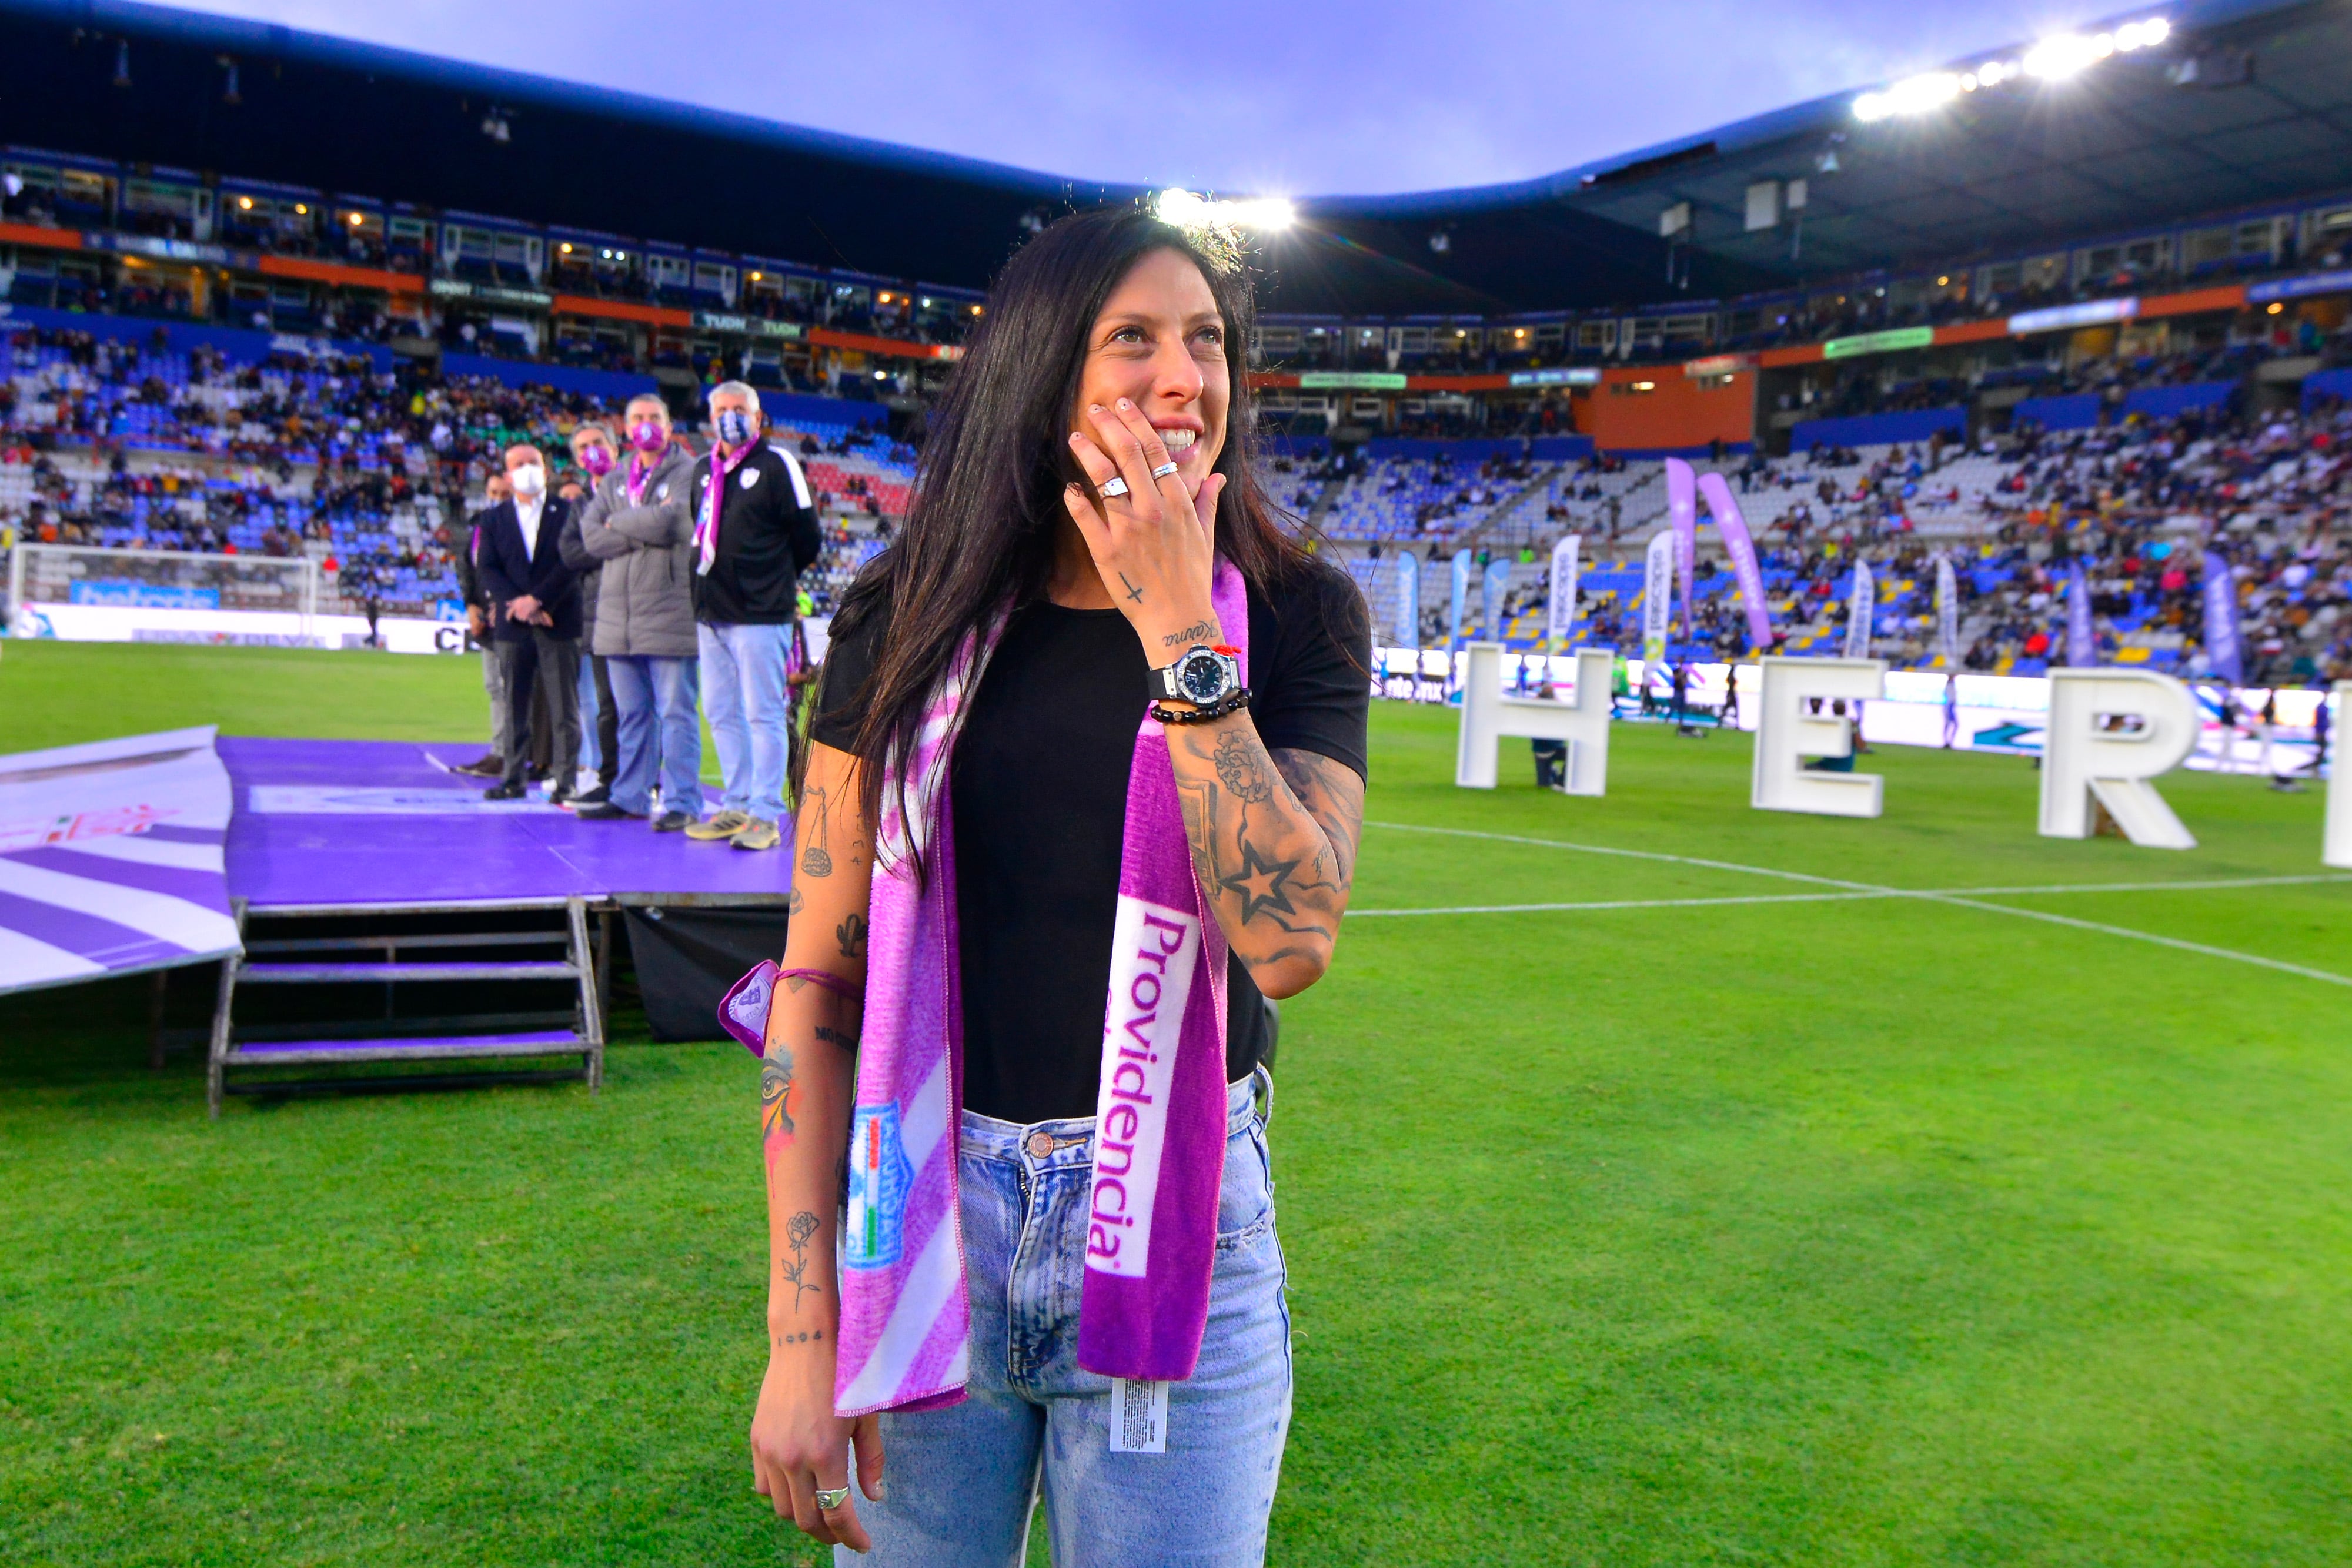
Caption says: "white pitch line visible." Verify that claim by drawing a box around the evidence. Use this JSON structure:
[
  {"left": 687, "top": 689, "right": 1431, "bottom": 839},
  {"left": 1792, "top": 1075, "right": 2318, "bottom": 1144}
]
[
  {"left": 1952, "top": 874, "right": 2352, "bottom": 897},
  {"left": 1359, "top": 821, "right": 2352, "bottom": 987},
  {"left": 1920, "top": 895, "right": 2352, "bottom": 989},
  {"left": 1351, "top": 890, "right": 1892, "bottom": 918},
  {"left": 1365, "top": 821, "right": 1879, "bottom": 891},
  {"left": 1352, "top": 872, "right": 2352, "bottom": 917}
]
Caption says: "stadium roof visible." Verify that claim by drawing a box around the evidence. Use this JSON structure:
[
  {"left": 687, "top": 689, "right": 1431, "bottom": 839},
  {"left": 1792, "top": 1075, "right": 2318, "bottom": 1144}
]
[{"left": 0, "top": 0, "right": 2346, "bottom": 316}]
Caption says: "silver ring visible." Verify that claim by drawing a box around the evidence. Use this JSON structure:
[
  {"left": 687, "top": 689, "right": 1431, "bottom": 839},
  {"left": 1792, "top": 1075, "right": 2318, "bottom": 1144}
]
[
  {"left": 1099, "top": 477, "right": 1130, "bottom": 499},
  {"left": 1149, "top": 460, "right": 1180, "bottom": 479},
  {"left": 814, "top": 1484, "right": 851, "bottom": 1511}
]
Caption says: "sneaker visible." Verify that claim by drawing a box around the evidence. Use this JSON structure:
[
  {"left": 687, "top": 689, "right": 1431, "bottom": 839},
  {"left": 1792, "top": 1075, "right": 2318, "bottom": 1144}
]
[
  {"left": 482, "top": 780, "right": 526, "bottom": 801},
  {"left": 452, "top": 753, "right": 504, "bottom": 777},
  {"left": 572, "top": 783, "right": 610, "bottom": 807},
  {"left": 730, "top": 818, "right": 782, "bottom": 851},
  {"left": 650, "top": 809, "right": 693, "bottom": 833},
  {"left": 576, "top": 801, "right": 646, "bottom": 821},
  {"left": 686, "top": 809, "right": 751, "bottom": 842}
]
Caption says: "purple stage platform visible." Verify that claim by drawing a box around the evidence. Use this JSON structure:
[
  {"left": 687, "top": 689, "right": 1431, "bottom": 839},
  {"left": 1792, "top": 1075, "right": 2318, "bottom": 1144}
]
[{"left": 219, "top": 738, "right": 791, "bottom": 909}]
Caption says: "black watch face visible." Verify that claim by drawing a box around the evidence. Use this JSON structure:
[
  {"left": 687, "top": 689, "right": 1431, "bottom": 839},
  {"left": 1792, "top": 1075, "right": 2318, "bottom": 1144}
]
[{"left": 1175, "top": 650, "right": 1230, "bottom": 704}]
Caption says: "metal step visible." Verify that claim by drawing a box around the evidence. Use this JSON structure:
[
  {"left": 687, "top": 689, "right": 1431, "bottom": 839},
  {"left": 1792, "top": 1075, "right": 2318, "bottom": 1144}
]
[
  {"left": 238, "top": 960, "right": 579, "bottom": 984},
  {"left": 245, "top": 931, "right": 567, "bottom": 955},
  {"left": 209, "top": 894, "right": 607, "bottom": 1116},
  {"left": 224, "top": 1029, "right": 589, "bottom": 1066}
]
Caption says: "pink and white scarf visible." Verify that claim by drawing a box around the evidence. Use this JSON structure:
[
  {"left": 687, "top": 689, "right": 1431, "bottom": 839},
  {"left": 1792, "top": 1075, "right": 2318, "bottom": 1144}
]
[
  {"left": 723, "top": 559, "right": 1250, "bottom": 1415},
  {"left": 694, "top": 438, "right": 758, "bottom": 574}
]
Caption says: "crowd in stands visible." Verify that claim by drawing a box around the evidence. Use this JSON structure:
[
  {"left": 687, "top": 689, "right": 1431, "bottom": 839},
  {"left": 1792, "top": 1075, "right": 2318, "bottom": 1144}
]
[
  {"left": 0, "top": 322, "right": 914, "bottom": 620},
  {"left": 1445, "top": 405, "right": 2351, "bottom": 686},
  {"left": 7, "top": 310, "right": 2350, "bottom": 691}
]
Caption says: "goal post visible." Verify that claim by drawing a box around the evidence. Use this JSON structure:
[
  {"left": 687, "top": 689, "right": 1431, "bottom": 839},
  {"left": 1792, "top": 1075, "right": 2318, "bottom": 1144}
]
[{"left": 8, "top": 543, "right": 320, "bottom": 642}]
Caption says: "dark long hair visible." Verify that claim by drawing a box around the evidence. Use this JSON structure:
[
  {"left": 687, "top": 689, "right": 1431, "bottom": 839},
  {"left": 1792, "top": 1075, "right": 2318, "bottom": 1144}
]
[{"left": 828, "top": 205, "right": 1312, "bottom": 872}]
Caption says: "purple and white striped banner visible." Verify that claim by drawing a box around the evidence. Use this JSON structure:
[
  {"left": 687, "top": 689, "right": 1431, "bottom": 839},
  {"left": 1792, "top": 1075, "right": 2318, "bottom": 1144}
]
[{"left": 0, "top": 726, "right": 240, "bottom": 994}]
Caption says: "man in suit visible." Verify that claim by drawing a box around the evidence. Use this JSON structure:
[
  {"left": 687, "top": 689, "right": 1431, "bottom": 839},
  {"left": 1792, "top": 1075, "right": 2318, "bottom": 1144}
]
[
  {"left": 474, "top": 443, "right": 583, "bottom": 803},
  {"left": 449, "top": 472, "right": 512, "bottom": 778}
]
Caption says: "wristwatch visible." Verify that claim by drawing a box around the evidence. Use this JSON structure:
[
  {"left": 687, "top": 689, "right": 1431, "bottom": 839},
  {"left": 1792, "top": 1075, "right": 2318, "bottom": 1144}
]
[{"left": 1150, "top": 644, "right": 1242, "bottom": 707}]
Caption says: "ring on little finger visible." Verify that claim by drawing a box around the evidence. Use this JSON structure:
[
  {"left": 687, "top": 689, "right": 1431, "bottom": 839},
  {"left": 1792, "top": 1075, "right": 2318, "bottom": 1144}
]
[{"left": 1099, "top": 477, "right": 1130, "bottom": 499}]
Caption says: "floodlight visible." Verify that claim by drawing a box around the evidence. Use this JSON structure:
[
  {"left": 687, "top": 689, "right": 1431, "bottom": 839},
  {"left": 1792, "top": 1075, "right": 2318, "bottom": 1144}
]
[
  {"left": 2025, "top": 33, "right": 2107, "bottom": 78},
  {"left": 1154, "top": 188, "right": 1295, "bottom": 231},
  {"left": 1853, "top": 17, "right": 2167, "bottom": 120},
  {"left": 1854, "top": 71, "right": 1962, "bottom": 122}
]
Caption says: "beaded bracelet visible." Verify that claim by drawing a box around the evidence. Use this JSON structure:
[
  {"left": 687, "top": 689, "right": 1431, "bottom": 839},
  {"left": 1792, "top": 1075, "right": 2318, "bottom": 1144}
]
[{"left": 1150, "top": 687, "right": 1254, "bottom": 726}]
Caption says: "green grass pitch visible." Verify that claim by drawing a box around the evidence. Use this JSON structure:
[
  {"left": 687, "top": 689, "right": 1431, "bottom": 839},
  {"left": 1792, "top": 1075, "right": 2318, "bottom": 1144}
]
[{"left": 3, "top": 640, "right": 2349, "bottom": 1566}]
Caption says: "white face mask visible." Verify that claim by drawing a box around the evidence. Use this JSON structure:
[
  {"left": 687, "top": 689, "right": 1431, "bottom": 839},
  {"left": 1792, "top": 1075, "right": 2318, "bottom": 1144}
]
[{"left": 509, "top": 464, "right": 546, "bottom": 497}]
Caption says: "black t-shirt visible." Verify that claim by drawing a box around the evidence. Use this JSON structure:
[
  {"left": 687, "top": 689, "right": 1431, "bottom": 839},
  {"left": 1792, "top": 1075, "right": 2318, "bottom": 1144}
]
[{"left": 812, "top": 557, "right": 1369, "bottom": 1124}]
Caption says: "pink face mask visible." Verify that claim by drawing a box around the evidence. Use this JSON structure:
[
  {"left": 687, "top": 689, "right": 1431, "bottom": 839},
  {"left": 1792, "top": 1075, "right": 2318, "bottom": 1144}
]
[
  {"left": 579, "top": 444, "right": 616, "bottom": 478},
  {"left": 629, "top": 422, "right": 667, "bottom": 454}
]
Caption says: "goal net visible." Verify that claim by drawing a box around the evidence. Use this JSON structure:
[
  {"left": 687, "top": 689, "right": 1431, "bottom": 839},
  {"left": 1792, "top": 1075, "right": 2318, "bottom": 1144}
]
[{"left": 8, "top": 543, "right": 319, "bottom": 636}]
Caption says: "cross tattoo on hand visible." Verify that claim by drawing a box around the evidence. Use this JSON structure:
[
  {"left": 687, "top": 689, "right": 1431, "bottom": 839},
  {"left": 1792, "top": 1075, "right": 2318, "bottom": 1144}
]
[{"left": 1118, "top": 572, "right": 1145, "bottom": 604}]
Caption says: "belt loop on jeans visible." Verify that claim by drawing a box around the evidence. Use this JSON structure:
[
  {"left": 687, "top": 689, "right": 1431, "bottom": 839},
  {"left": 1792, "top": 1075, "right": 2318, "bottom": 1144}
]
[{"left": 1252, "top": 1062, "right": 1274, "bottom": 1129}]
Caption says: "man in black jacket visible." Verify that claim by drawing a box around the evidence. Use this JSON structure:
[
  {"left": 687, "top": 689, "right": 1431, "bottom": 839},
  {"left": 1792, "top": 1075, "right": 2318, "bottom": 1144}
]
[
  {"left": 448, "top": 474, "right": 511, "bottom": 778},
  {"left": 474, "top": 443, "right": 583, "bottom": 802},
  {"left": 684, "top": 382, "right": 821, "bottom": 851}
]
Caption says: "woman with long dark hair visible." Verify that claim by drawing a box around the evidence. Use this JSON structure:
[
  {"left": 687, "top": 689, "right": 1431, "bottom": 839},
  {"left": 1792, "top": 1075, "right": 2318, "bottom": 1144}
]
[{"left": 746, "top": 205, "right": 1369, "bottom": 1565}]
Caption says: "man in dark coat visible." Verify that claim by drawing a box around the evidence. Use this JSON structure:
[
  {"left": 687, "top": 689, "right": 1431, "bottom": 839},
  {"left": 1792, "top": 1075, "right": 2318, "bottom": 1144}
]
[
  {"left": 473, "top": 443, "right": 582, "bottom": 801},
  {"left": 448, "top": 474, "right": 510, "bottom": 777}
]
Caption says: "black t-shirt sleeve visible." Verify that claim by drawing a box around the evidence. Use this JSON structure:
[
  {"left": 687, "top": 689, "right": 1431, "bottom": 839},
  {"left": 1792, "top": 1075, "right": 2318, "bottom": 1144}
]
[
  {"left": 810, "top": 597, "right": 890, "bottom": 755},
  {"left": 1248, "top": 557, "right": 1372, "bottom": 781}
]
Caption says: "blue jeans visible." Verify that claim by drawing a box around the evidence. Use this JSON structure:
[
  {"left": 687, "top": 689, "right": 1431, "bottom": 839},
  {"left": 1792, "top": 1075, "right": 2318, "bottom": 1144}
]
[
  {"left": 576, "top": 653, "right": 602, "bottom": 774},
  {"left": 851, "top": 1072, "right": 1292, "bottom": 1567},
  {"left": 606, "top": 654, "right": 701, "bottom": 818},
  {"left": 699, "top": 621, "right": 791, "bottom": 824}
]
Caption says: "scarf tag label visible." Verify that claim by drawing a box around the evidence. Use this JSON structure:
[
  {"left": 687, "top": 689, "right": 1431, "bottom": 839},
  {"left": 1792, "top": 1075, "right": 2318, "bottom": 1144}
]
[
  {"left": 1108, "top": 1377, "right": 1168, "bottom": 1455},
  {"left": 1085, "top": 895, "right": 1199, "bottom": 1281}
]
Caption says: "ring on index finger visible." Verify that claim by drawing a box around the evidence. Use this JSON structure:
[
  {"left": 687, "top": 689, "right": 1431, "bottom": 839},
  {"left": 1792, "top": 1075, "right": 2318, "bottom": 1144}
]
[
  {"left": 815, "top": 1484, "right": 851, "bottom": 1511},
  {"left": 1099, "top": 477, "right": 1130, "bottom": 499},
  {"left": 1148, "top": 460, "right": 1180, "bottom": 480}
]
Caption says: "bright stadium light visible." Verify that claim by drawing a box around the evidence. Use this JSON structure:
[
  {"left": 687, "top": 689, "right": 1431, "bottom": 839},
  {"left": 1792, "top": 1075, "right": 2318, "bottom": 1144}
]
[
  {"left": 1853, "top": 72, "right": 1963, "bottom": 122},
  {"left": 1853, "top": 16, "right": 2168, "bottom": 121},
  {"left": 1154, "top": 188, "right": 1296, "bottom": 231}
]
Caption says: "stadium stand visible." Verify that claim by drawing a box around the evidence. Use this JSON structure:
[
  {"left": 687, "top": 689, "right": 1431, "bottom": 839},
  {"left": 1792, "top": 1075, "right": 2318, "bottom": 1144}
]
[{"left": 3, "top": 0, "right": 2350, "bottom": 685}]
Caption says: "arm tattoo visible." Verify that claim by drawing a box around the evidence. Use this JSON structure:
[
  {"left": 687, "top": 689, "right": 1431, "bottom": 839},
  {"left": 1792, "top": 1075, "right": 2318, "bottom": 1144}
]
[
  {"left": 1160, "top": 618, "right": 1219, "bottom": 649},
  {"left": 813, "top": 1024, "right": 858, "bottom": 1049},
  {"left": 786, "top": 886, "right": 805, "bottom": 916},
  {"left": 1273, "top": 748, "right": 1364, "bottom": 892},
  {"left": 798, "top": 785, "right": 834, "bottom": 877},
  {"left": 836, "top": 912, "right": 867, "bottom": 960},
  {"left": 778, "top": 1210, "right": 821, "bottom": 1312},
  {"left": 760, "top": 1045, "right": 796, "bottom": 1143},
  {"left": 1171, "top": 724, "right": 1362, "bottom": 982},
  {"left": 1218, "top": 841, "right": 1301, "bottom": 923},
  {"left": 1213, "top": 730, "right": 1275, "bottom": 803}
]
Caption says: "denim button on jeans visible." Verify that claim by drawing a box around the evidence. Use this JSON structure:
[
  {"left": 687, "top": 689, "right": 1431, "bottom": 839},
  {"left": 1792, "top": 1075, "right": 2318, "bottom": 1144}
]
[{"left": 848, "top": 1072, "right": 1292, "bottom": 1567}]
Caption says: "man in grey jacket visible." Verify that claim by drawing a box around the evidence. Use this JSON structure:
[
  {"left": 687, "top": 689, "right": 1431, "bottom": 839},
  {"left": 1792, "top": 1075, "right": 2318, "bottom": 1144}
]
[{"left": 573, "top": 394, "right": 704, "bottom": 830}]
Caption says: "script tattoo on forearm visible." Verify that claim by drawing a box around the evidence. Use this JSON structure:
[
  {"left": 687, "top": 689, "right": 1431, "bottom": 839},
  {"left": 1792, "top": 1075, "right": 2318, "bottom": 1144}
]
[
  {"left": 1171, "top": 723, "right": 1363, "bottom": 982},
  {"left": 1161, "top": 618, "right": 1220, "bottom": 649}
]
